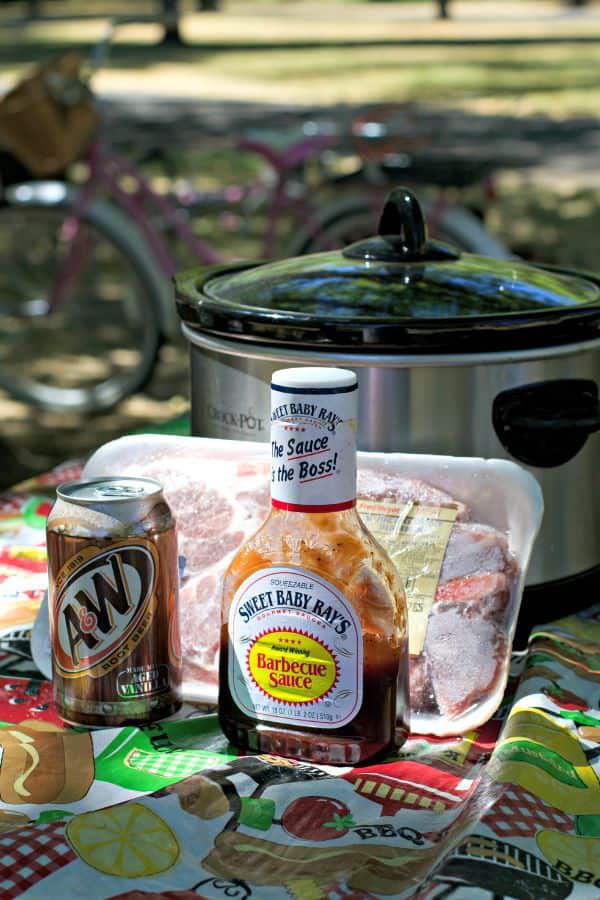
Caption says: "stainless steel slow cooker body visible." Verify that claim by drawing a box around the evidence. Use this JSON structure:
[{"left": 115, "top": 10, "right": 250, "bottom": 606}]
[
  {"left": 176, "top": 189, "right": 600, "bottom": 591},
  {"left": 184, "top": 326, "right": 599, "bottom": 588}
]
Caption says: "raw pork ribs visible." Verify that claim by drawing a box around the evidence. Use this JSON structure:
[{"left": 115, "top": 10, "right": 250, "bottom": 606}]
[
  {"left": 411, "top": 526, "right": 517, "bottom": 723},
  {"left": 98, "top": 445, "right": 518, "bottom": 724},
  {"left": 359, "top": 468, "right": 518, "bottom": 724}
]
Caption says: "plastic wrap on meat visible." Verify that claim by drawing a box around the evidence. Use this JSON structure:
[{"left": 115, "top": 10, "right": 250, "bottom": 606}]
[
  {"left": 87, "top": 448, "right": 271, "bottom": 696},
  {"left": 409, "top": 534, "right": 517, "bottom": 725},
  {"left": 424, "top": 603, "right": 507, "bottom": 718},
  {"left": 83, "top": 439, "right": 521, "bottom": 731},
  {"left": 358, "top": 468, "right": 469, "bottom": 520},
  {"left": 179, "top": 571, "right": 220, "bottom": 686},
  {"left": 409, "top": 654, "right": 439, "bottom": 716},
  {"left": 439, "top": 523, "right": 517, "bottom": 584},
  {"left": 436, "top": 572, "right": 511, "bottom": 621}
]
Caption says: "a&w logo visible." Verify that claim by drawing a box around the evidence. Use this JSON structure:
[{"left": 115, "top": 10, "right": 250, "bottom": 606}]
[{"left": 53, "top": 542, "right": 157, "bottom": 678}]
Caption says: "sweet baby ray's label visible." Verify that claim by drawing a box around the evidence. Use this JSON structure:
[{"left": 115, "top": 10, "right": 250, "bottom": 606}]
[
  {"left": 228, "top": 567, "right": 363, "bottom": 728},
  {"left": 358, "top": 501, "right": 457, "bottom": 654},
  {"left": 270, "top": 383, "right": 357, "bottom": 512}
]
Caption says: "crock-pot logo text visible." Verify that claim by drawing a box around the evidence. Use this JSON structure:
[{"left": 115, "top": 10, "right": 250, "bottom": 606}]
[
  {"left": 238, "top": 586, "right": 352, "bottom": 635},
  {"left": 207, "top": 404, "right": 266, "bottom": 433},
  {"left": 53, "top": 544, "right": 156, "bottom": 678}
]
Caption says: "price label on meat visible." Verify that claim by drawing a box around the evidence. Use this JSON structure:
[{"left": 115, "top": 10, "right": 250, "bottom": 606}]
[
  {"left": 228, "top": 566, "right": 363, "bottom": 728},
  {"left": 358, "top": 501, "right": 457, "bottom": 654}
]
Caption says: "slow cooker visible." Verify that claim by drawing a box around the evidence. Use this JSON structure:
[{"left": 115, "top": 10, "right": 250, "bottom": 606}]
[{"left": 175, "top": 188, "right": 600, "bottom": 625}]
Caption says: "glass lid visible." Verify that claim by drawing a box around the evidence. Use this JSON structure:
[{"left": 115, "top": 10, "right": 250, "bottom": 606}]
[
  {"left": 203, "top": 250, "right": 598, "bottom": 319},
  {"left": 175, "top": 188, "right": 600, "bottom": 353}
]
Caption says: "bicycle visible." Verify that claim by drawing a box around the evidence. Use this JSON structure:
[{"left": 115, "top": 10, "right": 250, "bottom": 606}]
[
  {"left": 287, "top": 103, "right": 510, "bottom": 257},
  {"left": 0, "top": 25, "right": 510, "bottom": 416}
]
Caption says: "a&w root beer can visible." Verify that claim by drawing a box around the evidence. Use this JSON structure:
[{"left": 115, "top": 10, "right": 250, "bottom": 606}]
[{"left": 47, "top": 477, "right": 182, "bottom": 727}]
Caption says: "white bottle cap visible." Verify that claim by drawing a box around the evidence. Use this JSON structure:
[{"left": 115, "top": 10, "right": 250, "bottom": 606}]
[{"left": 272, "top": 367, "right": 357, "bottom": 391}]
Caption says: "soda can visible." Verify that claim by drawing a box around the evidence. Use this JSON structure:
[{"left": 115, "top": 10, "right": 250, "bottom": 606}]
[{"left": 46, "top": 477, "right": 181, "bottom": 727}]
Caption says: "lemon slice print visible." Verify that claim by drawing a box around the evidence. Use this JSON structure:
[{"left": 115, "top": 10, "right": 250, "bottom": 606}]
[{"left": 66, "top": 802, "right": 180, "bottom": 878}]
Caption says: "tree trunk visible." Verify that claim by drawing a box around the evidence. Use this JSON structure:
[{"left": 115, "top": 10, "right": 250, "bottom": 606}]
[
  {"left": 160, "top": 0, "right": 184, "bottom": 45},
  {"left": 437, "top": 0, "right": 450, "bottom": 19}
]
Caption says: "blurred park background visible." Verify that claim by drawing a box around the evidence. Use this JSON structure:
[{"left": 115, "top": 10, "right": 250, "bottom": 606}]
[{"left": 1, "top": 0, "right": 600, "bottom": 486}]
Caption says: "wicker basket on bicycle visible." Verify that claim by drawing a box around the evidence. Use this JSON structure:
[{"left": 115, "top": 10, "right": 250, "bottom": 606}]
[{"left": 0, "top": 52, "right": 99, "bottom": 176}]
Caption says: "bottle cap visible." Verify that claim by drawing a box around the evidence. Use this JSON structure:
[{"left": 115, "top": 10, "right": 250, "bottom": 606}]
[{"left": 272, "top": 367, "right": 357, "bottom": 393}]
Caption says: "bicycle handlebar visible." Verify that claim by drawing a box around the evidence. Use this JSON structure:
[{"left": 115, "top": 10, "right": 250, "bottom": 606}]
[
  {"left": 7, "top": 14, "right": 153, "bottom": 115},
  {"left": 85, "top": 20, "right": 116, "bottom": 77},
  {"left": 84, "top": 15, "right": 152, "bottom": 79},
  {"left": 40, "top": 16, "right": 150, "bottom": 105}
]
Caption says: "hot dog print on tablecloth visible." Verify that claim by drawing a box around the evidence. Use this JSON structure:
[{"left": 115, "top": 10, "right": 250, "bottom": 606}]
[{"left": 163, "top": 752, "right": 485, "bottom": 897}]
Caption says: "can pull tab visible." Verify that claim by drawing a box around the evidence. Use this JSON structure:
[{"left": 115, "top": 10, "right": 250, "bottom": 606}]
[
  {"left": 343, "top": 187, "right": 460, "bottom": 263},
  {"left": 95, "top": 485, "right": 146, "bottom": 498}
]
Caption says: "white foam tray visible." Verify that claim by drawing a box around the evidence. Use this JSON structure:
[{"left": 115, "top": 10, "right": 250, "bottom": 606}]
[{"left": 75, "top": 435, "right": 544, "bottom": 735}]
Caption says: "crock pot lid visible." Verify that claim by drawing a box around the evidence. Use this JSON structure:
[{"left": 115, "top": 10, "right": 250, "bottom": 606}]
[
  {"left": 201, "top": 188, "right": 599, "bottom": 320},
  {"left": 176, "top": 188, "right": 600, "bottom": 352},
  {"left": 202, "top": 250, "right": 598, "bottom": 320}
]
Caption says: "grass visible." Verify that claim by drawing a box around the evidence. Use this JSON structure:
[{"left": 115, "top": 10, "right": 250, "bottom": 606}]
[
  {"left": 0, "top": 3, "right": 600, "bottom": 114},
  {"left": 3, "top": 42, "right": 600, "bottom": 115},
  {"left": 1, "top": 1, "right": 600, "bottom": 115},
  {"left": 189, "top": 43, "right": 600, "bottom": 112}
]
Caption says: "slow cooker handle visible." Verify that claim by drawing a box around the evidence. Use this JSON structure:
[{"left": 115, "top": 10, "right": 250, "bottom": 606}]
[
  {"left": 493, "top": 379, "right": 600, "bottom": 468},
  {"left": 343, "top": 187, "right": 460, "bottom": 262},
  {"left": 508, "top": 411, "right": 600, "bottom": 433}
]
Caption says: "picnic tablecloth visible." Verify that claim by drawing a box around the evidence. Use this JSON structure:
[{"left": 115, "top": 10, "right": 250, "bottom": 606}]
[{"left": 0, "top": 457, "right": 598, "bottom": 899}]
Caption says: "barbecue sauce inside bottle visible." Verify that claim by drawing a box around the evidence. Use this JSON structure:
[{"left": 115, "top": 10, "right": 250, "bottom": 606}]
[{"left": 219, "top": 367, "right": 409, "bottom": 764}]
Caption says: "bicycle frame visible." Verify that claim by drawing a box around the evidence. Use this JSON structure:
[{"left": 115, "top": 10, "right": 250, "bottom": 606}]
[
  {"left": 11, "top": 137, "right": 313, "bottom": 328},
  {"left": 49, "top": 132, "right": 337, "bottom": 313},
  {"left": 39, "top": 120, "right": 502, "bottom": 322},
  {"left": 70, "top": 142, "right": 224, "bottom": 279},
  {"left": 234, "top": 132, "right": 337, "bottom": 257},
  {"left": 36, "top": 131, "right": 502, "bottom": 325}
]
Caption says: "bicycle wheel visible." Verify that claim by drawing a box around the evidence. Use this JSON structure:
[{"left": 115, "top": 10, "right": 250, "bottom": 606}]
[
  {"left": 288, "top": 196, "right": 512, "bottom": 258},
  {"left": 0, "top": 197, "right": 165, "bottom": 413}
]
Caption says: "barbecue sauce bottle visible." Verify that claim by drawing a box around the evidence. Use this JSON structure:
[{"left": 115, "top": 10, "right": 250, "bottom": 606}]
[{"left": 219, "top": 367, "right": 409, "bottom": 764}]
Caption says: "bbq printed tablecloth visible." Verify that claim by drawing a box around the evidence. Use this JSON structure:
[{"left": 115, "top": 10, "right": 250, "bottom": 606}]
[{"left": 0, "top": 464, "right": 598, "bottom": 899}]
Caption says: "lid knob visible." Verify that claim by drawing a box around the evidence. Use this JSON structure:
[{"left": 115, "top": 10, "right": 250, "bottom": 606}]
[
  {"left": 378, "top": 188, "right": 427, "bottom": 255},
  {"left": 343, "top": 187, "right": 460, "bottom": 263}
]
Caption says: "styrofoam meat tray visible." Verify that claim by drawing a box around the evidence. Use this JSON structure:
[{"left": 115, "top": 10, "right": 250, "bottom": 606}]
[{"left": 35, "top": 436, "right": 543, "bottom": 735}]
